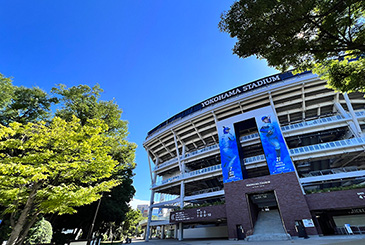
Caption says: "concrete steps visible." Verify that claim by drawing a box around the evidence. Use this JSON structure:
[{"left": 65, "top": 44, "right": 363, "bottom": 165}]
[{"left": 247, "top": 209, "right": 291, "bottom": 241}]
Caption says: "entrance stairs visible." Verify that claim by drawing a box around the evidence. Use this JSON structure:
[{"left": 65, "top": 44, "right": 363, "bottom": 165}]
[{"left": 247, "top": 209, "right": 291, "bottom": 241}]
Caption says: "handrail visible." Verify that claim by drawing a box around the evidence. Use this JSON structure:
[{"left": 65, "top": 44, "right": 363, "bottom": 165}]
[
  {"left": 152, "top": 164, "right": 221, "bottom": 188},
  {"left": 281, "top": 114, "right": 344, "bottom": 132},
  {"left": 301, "top": 166, "right": 359, "bottom": 177},
  {"left": 290, "top": 137, "right": 365, "bottom": 155},
  {"left": 154, "top": 144, "right": 219, "bottom": 171},
  {"left": 185, "top": 144, "right": 219, "bottom": 158}
]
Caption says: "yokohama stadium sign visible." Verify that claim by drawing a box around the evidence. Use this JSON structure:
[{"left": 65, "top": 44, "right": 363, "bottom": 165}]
[
  {"left": 201, "top": 74, "right": 281, "bottom": 108},
  {"left": 147, "top": 71, "right": 311, "bottom": 137}
]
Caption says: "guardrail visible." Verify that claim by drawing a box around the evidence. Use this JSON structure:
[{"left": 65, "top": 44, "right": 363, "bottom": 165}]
[
  {"left": 335, "top": 225, "right": 365, "bottom": 235},
  {"left": 290, "top": 137, "right": 365, "bottom": 155},
  {"left": 152, "top": 164, "right": 221, "bottom": 188},
  {"left": 154, "top": 144, "right": 219, "bottom": 171},
  {"left": 240, "top": 133, "right": 259, "bottom": 142},
  {"left": 281, "top": 114, "right": 344, "bottom": 132},
  {"left": 244, "top": 154, "right": 266, "bottom": 164},
  {"left": 184, "top": 144, "right": 219, "bottom": 158},
  {"left": 191, "top": 186, "right": 222, "bottom": 196},
  {"left": 302, "top": 166, "right": 359, "bottom": 177},
  {"left": 355, "top": 110, "right": 365, "bottom": 117}
]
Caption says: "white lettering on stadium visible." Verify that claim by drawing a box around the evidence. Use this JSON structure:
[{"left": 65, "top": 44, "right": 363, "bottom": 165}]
[
  {"left": 241, "top": 75, "right": 280, "bottom": 92},
  {"left": 201, "top": 88, "right": 242, "bottom": 108},
  {"left": 201, "top": 75, "right": 281, "bottom": 108}
]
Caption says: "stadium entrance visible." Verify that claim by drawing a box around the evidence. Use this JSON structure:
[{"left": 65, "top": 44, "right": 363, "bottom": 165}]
[
  {"left": 247, "top": 191, "right": 288, "bottom": 240},
  {"left": 248, "top": 191, "right": 286, "bottom": 234}
]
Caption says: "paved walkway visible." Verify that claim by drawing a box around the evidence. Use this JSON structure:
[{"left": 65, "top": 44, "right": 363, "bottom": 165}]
[{"left": 130, "top": 235, "right": 365, "bottom": 245}]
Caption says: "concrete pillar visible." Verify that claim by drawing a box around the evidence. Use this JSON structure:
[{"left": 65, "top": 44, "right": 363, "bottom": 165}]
[
  {"left": 161, "top": 225, "right": 165, "bottom": 239},
  {"left": 178, "top": 222, "right": 183, "bottom": 241},
  {"left": 177, "top": 181, "right": 185, "bottom": 241},
  {"left": 145, "top": 199, "right": 154, "bottom": 241},
  {"left": 174, "top": 224, "right": 178, "bottom": 239},
  {"left": 145, "top": 153, "right": 158, "bottom": 242}
]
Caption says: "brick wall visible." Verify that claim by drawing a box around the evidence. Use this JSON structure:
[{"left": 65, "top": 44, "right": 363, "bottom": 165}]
[
  {"left": 224, "top": 172, "right": 318, "bottom": 238},
  {"left": 305, "top": 188, "right": 365, "bottom": 210}
]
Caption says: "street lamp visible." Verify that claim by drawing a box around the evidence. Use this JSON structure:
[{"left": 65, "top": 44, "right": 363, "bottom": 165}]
[{"left": 86, "top": 194, "right": 111, "bottom": 245}]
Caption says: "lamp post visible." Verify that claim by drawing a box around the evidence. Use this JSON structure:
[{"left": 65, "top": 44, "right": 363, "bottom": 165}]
[{"left": 86, "top": 195, "right": 103, "bottom": 245}]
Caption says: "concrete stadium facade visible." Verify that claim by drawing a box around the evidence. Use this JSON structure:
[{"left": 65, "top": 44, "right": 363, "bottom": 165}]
[{"left": 143, "top": 71, "right": 365, "bottom": 241}]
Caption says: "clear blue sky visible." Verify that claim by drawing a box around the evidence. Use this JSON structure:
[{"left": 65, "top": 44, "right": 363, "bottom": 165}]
[{"left": 0, "top": 1, "right": 278, "bottom": 205}]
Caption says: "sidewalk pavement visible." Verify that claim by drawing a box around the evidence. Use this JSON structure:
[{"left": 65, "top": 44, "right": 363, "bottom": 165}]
[{"left": 131, "top": 235, "right": 365, "bottom": 245}]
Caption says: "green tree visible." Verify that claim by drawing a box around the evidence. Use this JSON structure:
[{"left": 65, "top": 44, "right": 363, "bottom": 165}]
[
  {"left": 0, "top": 116, "right": 120, "bottom": 245},
  {"left": 219, "top": 0, "right": 365, "bottom": 92},
  {"left": 50, "top": 84, "right": 136, "bottom": 240},
  {"left": 122, "top": 209, "right": 144, "bottom": 237},
  {"left": 0, "top": 73, "right": 14, "bottom": 109},
  {"left": 0, "top": 85, "right": 57, "bottom": 126},
  {"left": 26, "top": 217, "right": 53, "bottom": 244}
]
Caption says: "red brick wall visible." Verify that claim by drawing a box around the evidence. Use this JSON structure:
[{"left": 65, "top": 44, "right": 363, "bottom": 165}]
[
  {"left": 305, "top": 188, "right": 365, "bottom": 210},
  {"left": 224, "top": 172, "right": 318, "bottom": 238}
]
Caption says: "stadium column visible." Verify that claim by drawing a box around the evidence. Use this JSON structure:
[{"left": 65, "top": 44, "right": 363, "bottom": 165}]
[
  {"left": 172, "top": 130, "right": 184, "bottom": 172},
  {"left": 178, "top": 180, "right": 185, "bottom": 241},
  {"left": 145, "top": 150, "right": 158, "bottom": 242},
  {"left": 344, "top": 93, "right": 363, "bottom": 137},
  {"left": 172, "top": 129, "right": 186, "bottom": 240},
  {"left": 212, "top": 111, "right": 218, "bottom": 126},
  {"left": 301, "top": 83, "right": 306, "bottom": 119}
]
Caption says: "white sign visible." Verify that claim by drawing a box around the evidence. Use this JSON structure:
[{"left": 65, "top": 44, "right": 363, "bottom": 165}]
[
  {"left": 357, "top": 192, "right": 364, "bottom": 199},
  {"left": 302, "top": 219, "right": 315, "bottom": 227}
]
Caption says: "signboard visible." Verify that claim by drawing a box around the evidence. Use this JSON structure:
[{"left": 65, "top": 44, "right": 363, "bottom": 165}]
[
  {"left": 170, "top": 205, "right": 226, "bottom": 223},
  {"left": 302, "top": 219, "right": 315, "bottom": 227},
  {"left": 255, "top": 106, "right": 295, "bottom": 175},
  {"left": 357, "top": 192, "right": 365, "bottom": 199}
]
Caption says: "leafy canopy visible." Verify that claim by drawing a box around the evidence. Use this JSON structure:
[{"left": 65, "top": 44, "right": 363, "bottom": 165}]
[
  {"left": 47, "top": 84, "right": 136, "bottom": 240},
  {"left": 0, "top": 76, "right": 137, "bottom": 244},
  {"left": 0, "top": 116, "right": 120, "bottom": 216},
  {"left": 219, "top": 0, "right": 365, "bottom": 92},
  {"left": 0, "top": 73, "right": 14, "bottom": 109}
]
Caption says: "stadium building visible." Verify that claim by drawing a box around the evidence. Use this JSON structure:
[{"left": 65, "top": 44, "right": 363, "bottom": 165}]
[{"left": 143, "top": 71, "right": 365, "bottom": 241}]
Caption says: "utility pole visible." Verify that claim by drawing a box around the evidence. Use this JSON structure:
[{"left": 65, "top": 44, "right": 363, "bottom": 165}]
[{"left": 86, "top": 196, "right": 102, "bottom": 245}]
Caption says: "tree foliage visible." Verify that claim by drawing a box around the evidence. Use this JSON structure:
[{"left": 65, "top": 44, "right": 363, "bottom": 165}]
[
  {"left": 0, "top": 76, "right": 136, "bottom": 244},
  {"left": 122, "top": 209, "right": 144, "bottom": 237},
  {"left": 26, "top": 218, "right": 53, "bottom": 245},
  {"left": 0, "top": 116, "right": 121, "bottom": 245},
  {"left": 49, "top": 84, "right": 136, "bottom": 240},
  {"left": 219, "top": 0, "right": 365, "bottom": 92},
  {"left": 0, "top": 86, "right": 58, "bottom": 126},
  {"left": 0, "top": 74, "right": 15, "bottom": 109}
]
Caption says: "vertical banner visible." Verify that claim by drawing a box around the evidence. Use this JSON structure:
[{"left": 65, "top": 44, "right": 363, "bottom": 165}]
[
  {"left": 255, "top": 106, "right": 295, "bottom": 175},
  {"left": 217, "top": 120, "right": 244, "bottom": 183}
]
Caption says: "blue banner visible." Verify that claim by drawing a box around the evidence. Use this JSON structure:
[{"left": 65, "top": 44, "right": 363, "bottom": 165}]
[
  {"left": 217, "top": 106, "right": 294, "bottom": 182},
  {"left": 255, "top": 108, "right": 295, "bottom": 175},
  {"left": 217, "top": 123, "right": 244, "bottom": 183}
]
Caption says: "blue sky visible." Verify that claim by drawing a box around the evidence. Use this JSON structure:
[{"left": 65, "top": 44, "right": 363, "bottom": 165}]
[{"left": 0, "top": 1, "right": 278, "bottom": 205}]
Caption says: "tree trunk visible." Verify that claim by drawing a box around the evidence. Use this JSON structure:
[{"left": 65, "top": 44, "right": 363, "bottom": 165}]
[
  {"left": 15, "top": 214, "right": 38, "bottom": 245},
  {"left": 6, "top": 183, "right": 39, "bottom": 245}
]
